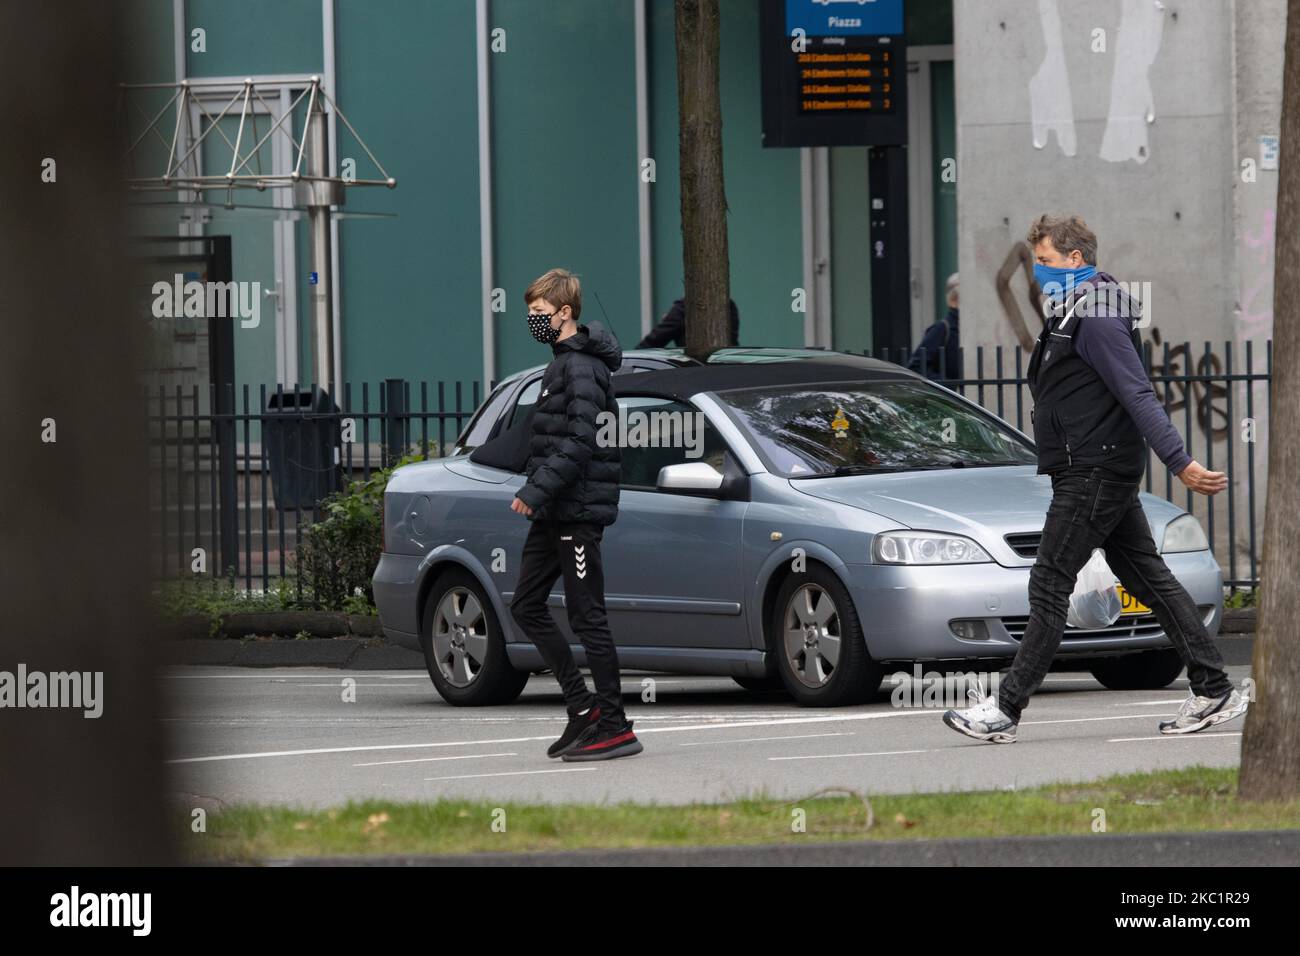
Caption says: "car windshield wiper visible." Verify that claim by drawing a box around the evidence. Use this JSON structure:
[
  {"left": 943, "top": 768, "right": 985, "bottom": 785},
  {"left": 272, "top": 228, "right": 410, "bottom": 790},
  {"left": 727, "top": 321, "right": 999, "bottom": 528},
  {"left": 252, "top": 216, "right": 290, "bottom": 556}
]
[
  {"left": 791, "top": 464, "right": 894, "bottom": 478},
  {"left": 939, "top": 458, "right": 1027, "bottom": 468}
]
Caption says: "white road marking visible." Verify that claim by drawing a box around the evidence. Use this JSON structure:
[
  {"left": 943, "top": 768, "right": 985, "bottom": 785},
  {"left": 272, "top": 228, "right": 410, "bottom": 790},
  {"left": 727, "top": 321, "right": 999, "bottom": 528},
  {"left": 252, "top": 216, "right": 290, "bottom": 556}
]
[
  {"left": 770, "top": 749, "right": 929, "bottom": 761},
  {"left": 1108, "top": 732, "right": 1242, "bottom": 743},
  {"left": 1114, "top": 698, "right": 1192, "bottom": 707},
  {"left": 1020, "top": 714, "right": 1156, "bottom": 726},
  {"left": 166, "top": 708, "right": 1202, "bottom": 766},
  {"left": 354, "top": 753, "right": 518, "bottom": 767},
  {"left": 166, "top": 709, "right": 936, "bottom": 764},
  {"left": 291, "top": 683, "right": 434, "bottom": 688},
  {"left": 677, "top": 732, "right": 853, "bottom": 747},
  {"left": 424, "top": 768, "right": 596, "bottom": 781}
]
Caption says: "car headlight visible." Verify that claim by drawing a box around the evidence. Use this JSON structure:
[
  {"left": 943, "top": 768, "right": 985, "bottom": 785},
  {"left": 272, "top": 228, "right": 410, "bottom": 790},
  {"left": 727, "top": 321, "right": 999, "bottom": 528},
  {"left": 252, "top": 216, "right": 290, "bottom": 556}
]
[
  {"left": 1161, "top": 513, "right": 1209, "bottom": 553},
  {"left": 872, "top": 531, "right": 993, "bottom": 565}
]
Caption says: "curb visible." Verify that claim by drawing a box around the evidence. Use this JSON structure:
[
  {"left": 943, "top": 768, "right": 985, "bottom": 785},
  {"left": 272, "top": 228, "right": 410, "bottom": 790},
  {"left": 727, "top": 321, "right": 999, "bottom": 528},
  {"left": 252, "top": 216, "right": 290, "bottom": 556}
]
[
  {"left": 163, "top": 637, "right": 424, "bottom": 669},
  {"left": 261, "top": 828, "right": 1300, "bottom": 867},
  {"left": 1220, "top": 607, "right": 1256, "bottom": 633},
  {"left": 168, "top": 612, "right": 385, "bottom": 640}
]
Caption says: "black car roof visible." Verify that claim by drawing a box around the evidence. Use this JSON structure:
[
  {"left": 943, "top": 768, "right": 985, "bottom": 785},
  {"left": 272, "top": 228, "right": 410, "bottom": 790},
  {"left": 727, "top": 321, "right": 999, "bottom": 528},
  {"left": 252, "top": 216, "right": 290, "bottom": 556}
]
[{"left": 613, "top": 357, "right": 918, "bottom": 401}]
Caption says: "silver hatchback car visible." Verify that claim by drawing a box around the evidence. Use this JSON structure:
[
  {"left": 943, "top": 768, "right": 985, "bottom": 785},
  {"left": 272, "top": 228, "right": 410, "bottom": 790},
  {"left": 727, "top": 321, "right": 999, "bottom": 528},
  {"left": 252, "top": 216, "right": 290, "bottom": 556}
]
[{"left": 373, "top": 351, "right": 1222, "bottom": 707}]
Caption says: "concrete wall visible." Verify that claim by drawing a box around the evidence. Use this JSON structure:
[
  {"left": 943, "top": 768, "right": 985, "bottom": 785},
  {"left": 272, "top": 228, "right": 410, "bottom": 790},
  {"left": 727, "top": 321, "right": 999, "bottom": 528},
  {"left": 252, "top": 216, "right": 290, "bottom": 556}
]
[{"left": 954, "top": 0, "right": 1284, "bottom": 584}]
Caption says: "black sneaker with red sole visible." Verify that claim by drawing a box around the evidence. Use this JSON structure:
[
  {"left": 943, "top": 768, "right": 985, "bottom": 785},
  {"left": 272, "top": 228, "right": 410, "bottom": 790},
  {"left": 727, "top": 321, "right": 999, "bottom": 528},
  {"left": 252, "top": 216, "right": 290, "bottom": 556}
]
[
  {"left": 547, "top": 705, "right": 602, "bottom": 758},
  {"left": 560, "top": 718, "right": 643, "bottom": 762}
]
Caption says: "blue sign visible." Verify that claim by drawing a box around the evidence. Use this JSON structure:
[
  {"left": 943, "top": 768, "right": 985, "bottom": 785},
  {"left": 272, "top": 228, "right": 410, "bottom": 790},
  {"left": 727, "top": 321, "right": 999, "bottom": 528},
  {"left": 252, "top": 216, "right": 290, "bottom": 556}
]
[
  {"left": 309, "top": 271, "right": 318, "bottom": 285},
  {"left": 785, "top": 0, "right": 903, "bottom": 37}
]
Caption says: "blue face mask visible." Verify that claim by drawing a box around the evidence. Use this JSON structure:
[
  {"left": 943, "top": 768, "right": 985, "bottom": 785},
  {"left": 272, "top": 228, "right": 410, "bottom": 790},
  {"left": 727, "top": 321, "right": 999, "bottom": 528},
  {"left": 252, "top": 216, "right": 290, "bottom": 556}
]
[{"left": 1034, "top": 262, "right": 1096, "bottom": 302}]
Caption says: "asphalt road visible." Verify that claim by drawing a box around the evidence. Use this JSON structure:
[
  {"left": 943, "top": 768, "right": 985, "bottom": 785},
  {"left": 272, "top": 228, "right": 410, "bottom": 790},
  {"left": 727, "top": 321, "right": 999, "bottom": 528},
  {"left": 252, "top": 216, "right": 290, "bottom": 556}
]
[{"left": 164, "top": 663, "right": 1254, "bottom": 809}]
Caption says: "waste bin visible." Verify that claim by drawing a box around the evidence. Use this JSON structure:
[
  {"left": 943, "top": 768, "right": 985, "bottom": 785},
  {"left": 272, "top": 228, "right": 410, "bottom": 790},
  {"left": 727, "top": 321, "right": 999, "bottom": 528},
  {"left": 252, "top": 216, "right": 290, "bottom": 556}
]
[{"left": 263, "top": 387, "right": 342, "bottom": 510}]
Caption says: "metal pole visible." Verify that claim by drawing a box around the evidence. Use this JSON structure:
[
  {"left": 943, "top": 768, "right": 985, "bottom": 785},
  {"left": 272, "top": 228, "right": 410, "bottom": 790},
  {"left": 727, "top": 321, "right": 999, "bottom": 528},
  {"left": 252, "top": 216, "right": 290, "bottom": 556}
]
[{"left": 303, "top": 79, "right": 337, "bottom": 394}]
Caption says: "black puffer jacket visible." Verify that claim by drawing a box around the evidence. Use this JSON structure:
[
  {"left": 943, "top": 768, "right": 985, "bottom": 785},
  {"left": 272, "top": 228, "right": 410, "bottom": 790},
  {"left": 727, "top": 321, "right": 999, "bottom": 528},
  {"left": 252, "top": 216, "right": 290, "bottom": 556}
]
[{"left": 515, "top": 322, "right": 622, "bottom": 525}]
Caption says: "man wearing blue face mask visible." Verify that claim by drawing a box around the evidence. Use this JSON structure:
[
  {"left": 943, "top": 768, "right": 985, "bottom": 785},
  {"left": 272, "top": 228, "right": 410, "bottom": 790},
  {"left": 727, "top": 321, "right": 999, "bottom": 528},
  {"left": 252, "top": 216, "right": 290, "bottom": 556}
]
[{"left": 943, "top": 214, "right": 1247, "bottom": 744}]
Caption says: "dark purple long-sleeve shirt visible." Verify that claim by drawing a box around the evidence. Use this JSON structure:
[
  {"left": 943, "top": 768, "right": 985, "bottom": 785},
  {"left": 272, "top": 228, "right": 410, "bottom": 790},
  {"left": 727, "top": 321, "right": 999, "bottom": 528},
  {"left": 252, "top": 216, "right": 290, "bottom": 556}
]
[{"left": 1070, "top": 271, "right": 1191, "bottom": 476}]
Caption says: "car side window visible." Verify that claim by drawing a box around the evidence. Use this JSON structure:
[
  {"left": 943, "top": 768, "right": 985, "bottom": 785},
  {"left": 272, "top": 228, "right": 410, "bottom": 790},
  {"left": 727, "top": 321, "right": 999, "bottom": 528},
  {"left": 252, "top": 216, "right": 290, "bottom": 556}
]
[
  {"left": 455, "top": 381, "right": 515, "bottom": 453},
  {"left": 507, "top": 377, "right": 543, "bottom": 428},
  {"left": 615, "top": 397, "right": 730, "bottom": 490}
]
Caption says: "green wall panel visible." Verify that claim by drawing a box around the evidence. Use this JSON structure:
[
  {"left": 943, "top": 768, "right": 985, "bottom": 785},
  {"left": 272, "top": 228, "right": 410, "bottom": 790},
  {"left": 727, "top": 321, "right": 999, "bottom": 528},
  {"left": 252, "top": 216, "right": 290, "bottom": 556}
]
[
  {"left": 930, "top": 58, "right": 957, "bottom": 326},
  {"left": 332, "top": 0, "right": 482, "bottom": 395},
  {"left": 830, "top": 147, "right": 872, "bottom": 354},
  {"left": 184, "top": 0, "right": 322, "bottom": 78},
  {"left": 489, "top": 0, "right": 640, "bottom": 379}
]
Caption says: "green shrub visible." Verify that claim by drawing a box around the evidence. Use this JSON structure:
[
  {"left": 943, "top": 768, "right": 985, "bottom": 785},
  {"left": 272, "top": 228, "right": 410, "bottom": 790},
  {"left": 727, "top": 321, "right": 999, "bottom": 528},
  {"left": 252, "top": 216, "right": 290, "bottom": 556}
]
[
  {"left": 1224, "top": 588, "right": 1258, "bottom": 610},
  {"left": 294, "top": 452, "right": 428, "bottom": 611}
]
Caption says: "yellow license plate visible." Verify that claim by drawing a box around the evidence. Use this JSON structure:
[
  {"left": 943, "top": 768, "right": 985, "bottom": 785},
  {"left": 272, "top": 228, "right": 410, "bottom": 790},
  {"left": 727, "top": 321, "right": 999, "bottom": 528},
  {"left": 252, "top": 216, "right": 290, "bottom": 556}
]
[{"left": 1116, "top": 585, "right": 1150, "bottom": 615}]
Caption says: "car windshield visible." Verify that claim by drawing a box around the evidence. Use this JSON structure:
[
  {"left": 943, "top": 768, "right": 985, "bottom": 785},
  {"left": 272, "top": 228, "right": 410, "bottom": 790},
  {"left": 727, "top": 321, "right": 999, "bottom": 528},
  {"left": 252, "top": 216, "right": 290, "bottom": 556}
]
[{"left": 721, "top": 380, "right": 1037, "bottom": 477}]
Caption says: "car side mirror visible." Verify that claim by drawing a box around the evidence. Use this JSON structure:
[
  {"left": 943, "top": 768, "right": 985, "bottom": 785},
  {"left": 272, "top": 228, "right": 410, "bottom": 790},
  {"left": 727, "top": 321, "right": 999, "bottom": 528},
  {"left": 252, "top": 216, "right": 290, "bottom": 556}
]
[{"left": 656, "top": 461, "right": 724, "bottom": 493}]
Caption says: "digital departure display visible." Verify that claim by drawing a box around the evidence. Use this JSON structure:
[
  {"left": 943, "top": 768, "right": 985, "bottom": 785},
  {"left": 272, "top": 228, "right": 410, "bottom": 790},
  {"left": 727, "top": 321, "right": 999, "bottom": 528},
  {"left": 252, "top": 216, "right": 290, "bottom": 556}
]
[{"left": 760, "top": 0, "right": 908, "bottom": 148}]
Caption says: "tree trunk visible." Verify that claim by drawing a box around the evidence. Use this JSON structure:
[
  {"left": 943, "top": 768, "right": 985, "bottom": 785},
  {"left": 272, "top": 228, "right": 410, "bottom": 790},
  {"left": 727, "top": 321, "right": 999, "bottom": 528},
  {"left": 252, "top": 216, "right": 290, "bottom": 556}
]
[
  {"left": 0, "top": 1, "right": 173, "bottom": 863},
  {"left": 675, "top": 0, "right": 732, "bottom": 361},
  {"left": 1238, "top": 0, "right": 1300, "bottom": 802}
]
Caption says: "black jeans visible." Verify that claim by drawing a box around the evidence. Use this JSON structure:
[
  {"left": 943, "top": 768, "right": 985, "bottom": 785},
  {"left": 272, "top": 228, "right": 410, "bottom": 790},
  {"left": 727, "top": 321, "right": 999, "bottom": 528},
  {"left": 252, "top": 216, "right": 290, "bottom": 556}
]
[
  {"left": 998, "top": 466, "right": 1232, "bottom": 722},
  {"left": 509, "top": 519, "right": 625, "bottom": 725}
]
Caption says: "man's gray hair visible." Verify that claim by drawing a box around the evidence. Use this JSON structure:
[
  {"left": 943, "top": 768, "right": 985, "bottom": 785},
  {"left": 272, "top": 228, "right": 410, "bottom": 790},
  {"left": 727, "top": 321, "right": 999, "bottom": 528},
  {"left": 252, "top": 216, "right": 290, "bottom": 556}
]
[
  {"left": 1027, "top": 214, "right": 1098, "bottom": 265},
  {"left": 945, "top": 272, "right": 959, "bottom": 306}
]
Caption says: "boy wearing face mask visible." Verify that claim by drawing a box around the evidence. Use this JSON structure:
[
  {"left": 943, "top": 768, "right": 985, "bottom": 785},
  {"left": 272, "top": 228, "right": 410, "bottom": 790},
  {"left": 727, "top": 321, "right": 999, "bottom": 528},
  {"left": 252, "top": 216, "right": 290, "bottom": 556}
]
[{"left": 508, "top": 268, "right": 642, "bottom": 761}]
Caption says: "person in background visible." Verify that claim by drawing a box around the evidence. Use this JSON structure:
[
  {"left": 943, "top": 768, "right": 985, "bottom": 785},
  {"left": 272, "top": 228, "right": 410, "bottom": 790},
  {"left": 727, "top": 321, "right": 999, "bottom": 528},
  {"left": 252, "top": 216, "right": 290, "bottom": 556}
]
[
  {"left": 636, "top": 296, "right": 740, "bottom": 349},
  {"left": 907, "top": 273, "right": 961, "bottom": 381}
]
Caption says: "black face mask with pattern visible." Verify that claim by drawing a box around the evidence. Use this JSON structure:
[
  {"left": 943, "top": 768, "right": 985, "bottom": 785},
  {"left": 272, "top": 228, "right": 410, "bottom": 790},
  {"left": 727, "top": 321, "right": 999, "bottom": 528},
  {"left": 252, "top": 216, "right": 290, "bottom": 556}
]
[{"left": 526, "top": 311, "right": 562, "bottom": 344}]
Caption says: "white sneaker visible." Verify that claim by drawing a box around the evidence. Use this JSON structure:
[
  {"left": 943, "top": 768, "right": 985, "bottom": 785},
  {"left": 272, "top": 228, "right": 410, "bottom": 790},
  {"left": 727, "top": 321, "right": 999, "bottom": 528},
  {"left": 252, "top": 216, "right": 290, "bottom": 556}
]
[
  {"left": 942, "top": 679, "right": 1018, "bottom": 743},
  {"left": 1158, "top": 688, "right": 1249, "bottom": 735}
]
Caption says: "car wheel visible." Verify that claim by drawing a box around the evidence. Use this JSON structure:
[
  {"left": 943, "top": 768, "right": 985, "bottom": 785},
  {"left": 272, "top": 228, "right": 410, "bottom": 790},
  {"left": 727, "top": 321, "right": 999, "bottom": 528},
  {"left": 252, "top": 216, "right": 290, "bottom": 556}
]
[
  {"left": 420, "top": 568, "right": 528, "bottom": 705},
  {"left": 770, "top": 565, "right": 881, "bottom": 706},
  {"left": 732, "top": 675, "right": 787, "bottom": 693},
  {"left": 1087, "top": 647, "right": 1185, "bottom": 690}
]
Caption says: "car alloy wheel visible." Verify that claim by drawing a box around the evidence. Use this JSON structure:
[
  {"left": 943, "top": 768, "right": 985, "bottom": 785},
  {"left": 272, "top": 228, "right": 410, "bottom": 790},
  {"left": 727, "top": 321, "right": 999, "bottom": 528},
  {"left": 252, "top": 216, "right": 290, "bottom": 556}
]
[
  {"left": 783, "top": 583, "right": 842, "bottom": 688},
  {"left": 431, "top": 585, "right": 488, "bottom": 687}
]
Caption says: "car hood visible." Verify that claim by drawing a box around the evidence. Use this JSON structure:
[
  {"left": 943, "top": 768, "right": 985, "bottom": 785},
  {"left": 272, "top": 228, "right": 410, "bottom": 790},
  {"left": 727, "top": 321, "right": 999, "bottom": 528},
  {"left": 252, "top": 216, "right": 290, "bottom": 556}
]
[{"left": 790, "top": 465, "right": 1185, "bottom": 561}]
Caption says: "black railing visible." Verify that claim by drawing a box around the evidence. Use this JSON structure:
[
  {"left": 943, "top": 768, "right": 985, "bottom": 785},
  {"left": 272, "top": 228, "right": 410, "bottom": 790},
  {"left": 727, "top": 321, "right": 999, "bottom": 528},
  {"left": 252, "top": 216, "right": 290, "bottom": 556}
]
[
  {"left": 146, "top": 339, "right": 1269, "bottom": 594},
  {"left": 146, "top": 380, "right": 480, "bottom": 595}
]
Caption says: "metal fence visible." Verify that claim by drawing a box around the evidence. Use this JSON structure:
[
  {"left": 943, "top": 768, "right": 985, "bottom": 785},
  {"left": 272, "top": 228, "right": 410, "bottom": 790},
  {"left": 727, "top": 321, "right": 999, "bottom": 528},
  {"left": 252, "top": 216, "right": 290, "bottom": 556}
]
[
  {"left": 146, "top": 380, "right": 481, "bottom": 596},
  {"left": 146, "top": 339, "right": 1270, "bottom": 595}
]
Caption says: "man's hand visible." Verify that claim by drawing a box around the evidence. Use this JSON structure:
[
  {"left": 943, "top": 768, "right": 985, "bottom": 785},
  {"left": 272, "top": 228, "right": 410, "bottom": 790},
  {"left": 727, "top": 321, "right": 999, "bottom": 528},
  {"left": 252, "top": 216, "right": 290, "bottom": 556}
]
[
  {"left": 510, "top": 496, "right": 534, "bottom": 516},
  {"left": 1177, "top": 460, "right": 1227, "bottom": 496}
]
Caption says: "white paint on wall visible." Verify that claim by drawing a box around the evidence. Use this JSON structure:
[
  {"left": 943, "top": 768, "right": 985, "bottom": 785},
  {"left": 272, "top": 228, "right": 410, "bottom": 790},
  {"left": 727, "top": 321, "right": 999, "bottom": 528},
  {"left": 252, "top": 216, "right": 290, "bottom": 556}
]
[
  {"left": 1029, "top": 0, "right": 1076, "bottom": 155},
  {"left": 1099, "top": 0, "right": 1166, "bottom": 163}
]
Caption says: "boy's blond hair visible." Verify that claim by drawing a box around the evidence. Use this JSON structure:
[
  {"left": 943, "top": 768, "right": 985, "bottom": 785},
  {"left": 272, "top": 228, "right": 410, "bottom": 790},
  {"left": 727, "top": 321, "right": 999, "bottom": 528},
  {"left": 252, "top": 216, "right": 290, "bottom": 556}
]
[{"left": 524, "top": 268, "right": 582, "bottom": 321}]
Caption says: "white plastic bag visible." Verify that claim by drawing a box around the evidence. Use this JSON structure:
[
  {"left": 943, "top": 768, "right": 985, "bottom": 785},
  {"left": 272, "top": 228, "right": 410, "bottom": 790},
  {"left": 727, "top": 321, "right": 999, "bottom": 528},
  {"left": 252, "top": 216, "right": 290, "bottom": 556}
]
[{"left": 1067, "top": 548, "right": 1122, "bottom": 629}]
